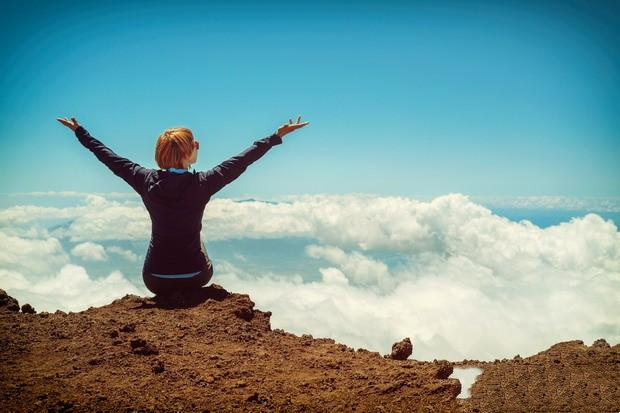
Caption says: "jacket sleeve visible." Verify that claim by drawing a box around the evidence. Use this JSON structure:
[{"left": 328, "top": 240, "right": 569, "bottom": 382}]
[
  {"left": 74, "top": 125, "right": 150, "bottom": 195},
  {"left": 198, "top": 133, "right": 283, "bottom": 197}
]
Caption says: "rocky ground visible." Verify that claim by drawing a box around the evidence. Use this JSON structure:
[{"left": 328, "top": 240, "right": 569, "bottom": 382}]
[
  {"left": 1, "top": 287, "right": 618, "bottom": 412},
  {"left": 452, "top": 339, "right": 619, "bottom": 412}
]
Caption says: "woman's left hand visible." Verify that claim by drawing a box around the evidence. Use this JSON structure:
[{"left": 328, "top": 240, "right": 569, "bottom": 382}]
[
  {"left": 56, "top": 116, "right": 81, "bottom": 131},
  {"left": 276, "top": 115, "right": 310, "bottom": 138}
]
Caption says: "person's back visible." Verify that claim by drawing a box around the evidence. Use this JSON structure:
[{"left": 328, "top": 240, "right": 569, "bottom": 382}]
[
  {"left": 141, "top": 169, "right": 209, "bottom": 275},
  {"left": 56, "top": 115, "right": 310, "bottom": 296}
]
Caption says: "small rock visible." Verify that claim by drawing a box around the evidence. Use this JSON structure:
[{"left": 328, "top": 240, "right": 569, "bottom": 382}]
[
  {"left": 88, "top": 357, "right": 103, "bottom": 365},
  {"left": 434, "top": 362, "right": 453, "bottom": 379},
  {"left": 234, "top": 307, "right": 254, "bottom": 321},
  {"left": 380, "top": 380, "right": 406, "bottom": 394},
  {"left": 427, "top": 380, "right": 461, "bottom": 397},
  {"left": 390, "top": 337, "right": 413, "bottom": 360},
  {"left": 120, "top": 323, "right": 136, "bottom": 333},
  {"left": 133, "top": 343, "right": 159, "bottom": 355},
  {"left": 113, "top": 294, "right": 146, "bottom": 304},
  {"left": 246, "top": 392, "right": 259, "bottom": 402},
  {"left": 21, "top": 303, "right": 36, "bottom": 314},
  {"left": 233, "top": 295, "right": 255, "bottom": 321},
  {"left": 0, "top": 289, "right": 20, "bottom": 312},
  {"left": 592, "top": 338, "right": 610, "bottom": 348},
  {"left": 53, "top": 399, "right": 74, "bottom": 411},
  {"left": 152, "top": 359, "right": 165, "bottom": 373},
  {"left": 130, "top": 337, "right": 159, "bottom": 355},
  {"left": 130, "top": 337, "right": 147, "bottom": 349},
  {"left": 301, "top": 334, "right": 313, "bottom": 346}
]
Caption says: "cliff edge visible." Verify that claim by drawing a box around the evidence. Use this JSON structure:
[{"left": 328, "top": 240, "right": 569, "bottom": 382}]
[{"left": 1, "top": 287, "right": 618, "bottom": 412}]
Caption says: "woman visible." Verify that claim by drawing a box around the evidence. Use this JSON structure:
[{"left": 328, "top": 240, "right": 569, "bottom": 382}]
[{"left": 56, "top": 115, "right": 310, "bottom": 297}]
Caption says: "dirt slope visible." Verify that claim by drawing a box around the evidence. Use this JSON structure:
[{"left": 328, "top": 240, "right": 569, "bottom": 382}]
[
  {"left": 454, "top": 339, "right": 620, "bottom": 412},
  {"left": 1, "top": 287, "right": 618, "bottom": 412},
  {"left": 1, "top": 287, "right": 460, "bottom": 412}
]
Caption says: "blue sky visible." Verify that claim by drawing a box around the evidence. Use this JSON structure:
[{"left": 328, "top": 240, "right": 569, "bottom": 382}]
[{"left": 0, "top": 0, "right": 618, "bottom": 198}]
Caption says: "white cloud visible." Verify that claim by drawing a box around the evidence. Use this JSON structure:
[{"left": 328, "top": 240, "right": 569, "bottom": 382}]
[
  {"left": 319, "top": 267, "right": 349, "bottom": 285},
  {"left": 0, "top": 204, "right": 86, "bottom": 225},
  {"left": 0, "top": 269, "right": 30, "bottom": 290},
  {"left": 107, "top": 246, "right": 139, "bottom": 262},
  {"left": 0, "top": 232, "right": 70, "bottom": 275},
  {"left": 1, "top": 191, "right": 619, "bottom": 362},
  {"left": 0, "top": 195, "right": 149, "bottom": 241},
  {"left": 7, "top": 263, "right": 146, "bottom": 313},
  {"left": 58, "top": 196, "right": 150, "bottom": 242},
  {"left": 451, "top": 367, "right": 483, "bottom": 398},
  {"left": 203, "top": 193, "right": 619, "bottom": 361},
  {"left": 5, "top": 191, "right": 136, "bottom": 199},
  {"left": 0, "top": 223, "right": 53, "bottom": 238},
  {"left": 71, "top": 242, "right": 108, "bottom": 261},
  {"left": 306, "top": 244, "right": 391, "bottom": 290}
]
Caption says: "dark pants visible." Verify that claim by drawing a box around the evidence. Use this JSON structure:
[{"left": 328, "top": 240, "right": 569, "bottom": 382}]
[{"left": 142, "top": 241, "right": 214, "bottom": 296}]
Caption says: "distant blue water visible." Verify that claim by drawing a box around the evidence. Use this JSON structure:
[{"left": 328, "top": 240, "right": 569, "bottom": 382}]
[
  {"left": 488, "top": 208, "right": 620, "bottom": 229},
  {"left": 1, "top": 194, "right": 617, "bottom": 230}
]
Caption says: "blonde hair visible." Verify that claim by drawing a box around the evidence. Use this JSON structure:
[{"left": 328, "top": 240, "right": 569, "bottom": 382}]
[{"left": 155, "top": 127, "right": 194, "bottom": 169}]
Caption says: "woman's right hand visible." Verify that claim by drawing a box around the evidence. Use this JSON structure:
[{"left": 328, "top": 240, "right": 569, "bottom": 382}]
[
  {"left": 276, "top": 115, "right": 310, "bottom": 138},
  {"left": 56, "top": 116, "right": 81, "bottom": 131}
]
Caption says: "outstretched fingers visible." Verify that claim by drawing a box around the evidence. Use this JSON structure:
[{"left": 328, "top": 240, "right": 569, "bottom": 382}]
[
  {"left": 292, "top": 122, "right": 309, "bottom": 130},
  {"left": 290, "top": 115, "right": 305, "bottom": 124},
  {"left": 279, "top": 115, "right": 309, "bottom": 135},
  {"left": 56, "top": 116, "right": 80, "bottom": 130},
  {"left": 56, "top": 117, "right": 70, "bottom": 127}
]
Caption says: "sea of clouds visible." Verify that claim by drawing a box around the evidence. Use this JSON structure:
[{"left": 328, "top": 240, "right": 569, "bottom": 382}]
[{"left": 1, "top": 192, "right": 618, "bottom": 362}]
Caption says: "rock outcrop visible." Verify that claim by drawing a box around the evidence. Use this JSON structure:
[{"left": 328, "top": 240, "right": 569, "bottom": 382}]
[
  {"left": 388, "top": 337, "right": 413, "bottom": 360},
  {"left": 453, "top": 340, "right": 620, "bottom": 412},
  {"left": 0, "top": 285, "right": 461, "bottom": 412},
  {"left": 0, "top": 286, "right": 618, "bottom": 412},
  {"left": 0, "top": 288, "right": 21, "bottom": 312}
]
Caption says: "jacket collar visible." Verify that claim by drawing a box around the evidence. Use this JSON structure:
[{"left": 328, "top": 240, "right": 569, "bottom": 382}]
[{"left": 167, "top": 167, "right": 190, "bottom": 174}]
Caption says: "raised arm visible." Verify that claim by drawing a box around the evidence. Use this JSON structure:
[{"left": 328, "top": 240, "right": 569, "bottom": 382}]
[
  {"left": 57, "top": 117, "right": 149, "bottom": 195},
  {"left": 198, "top": 133, "right": 283, "bottom": 198},
  {"left": 198, "top": 116, "right": 310, "bottom": 198},
  {"left": 74, "top": 126, "right": 150, "bottom": 195}
]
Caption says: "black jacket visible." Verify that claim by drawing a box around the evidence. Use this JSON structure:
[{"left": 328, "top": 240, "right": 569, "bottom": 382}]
[{"left": 74, "top": 125, "right": 283, "bottom": 274}]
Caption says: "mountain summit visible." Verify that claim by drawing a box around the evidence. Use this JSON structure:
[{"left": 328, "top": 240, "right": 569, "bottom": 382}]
[{"left": 1, "top": 287, "right": 618, "bottom": 412}]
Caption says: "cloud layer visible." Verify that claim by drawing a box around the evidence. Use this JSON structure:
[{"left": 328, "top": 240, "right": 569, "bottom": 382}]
[{"left": 1, "top": 192, "right": 618, "bottom": 361}]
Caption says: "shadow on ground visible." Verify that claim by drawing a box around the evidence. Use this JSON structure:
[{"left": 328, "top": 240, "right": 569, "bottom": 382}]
[{"left": 132, "top": 284, "right": 231, "bottom": 310}]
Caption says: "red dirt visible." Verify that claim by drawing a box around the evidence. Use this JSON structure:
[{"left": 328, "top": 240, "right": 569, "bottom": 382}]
[
  {"left": 1, "top": 287, "right": 618, "bottom": 412},
  {"left": 454, "top": 339, "right": 620, "bottom": 412}
]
